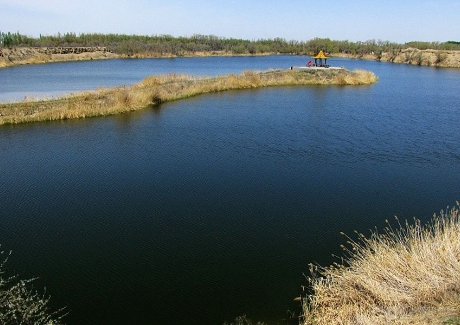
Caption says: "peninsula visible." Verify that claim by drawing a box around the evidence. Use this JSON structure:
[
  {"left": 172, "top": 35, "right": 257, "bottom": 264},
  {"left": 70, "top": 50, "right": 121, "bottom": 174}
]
[{"left": 0, "top": 69, "right": 377, "bottom": 125}]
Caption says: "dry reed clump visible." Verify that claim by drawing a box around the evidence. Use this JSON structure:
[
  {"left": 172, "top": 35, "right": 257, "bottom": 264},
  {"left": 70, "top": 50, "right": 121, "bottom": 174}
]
[
  {"left": 333, "top": 69, "right": 377, "bottom": 85},
  {"left": 302, "top": 204, "right": 460, "bottom": 325},
  {"left": 0, "top": 69, "right": 377, "bottom": 125}
]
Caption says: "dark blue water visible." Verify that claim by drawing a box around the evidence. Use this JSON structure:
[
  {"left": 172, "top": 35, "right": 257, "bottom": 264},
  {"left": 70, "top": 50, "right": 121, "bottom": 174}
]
[{"left": 1, "top": 57, "right": 460, "bottom": 325}]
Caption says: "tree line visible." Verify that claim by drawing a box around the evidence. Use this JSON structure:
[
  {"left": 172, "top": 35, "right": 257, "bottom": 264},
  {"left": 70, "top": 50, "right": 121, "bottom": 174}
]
[{"left": 1, "top": 31, "right": 460, "bottom": 56}]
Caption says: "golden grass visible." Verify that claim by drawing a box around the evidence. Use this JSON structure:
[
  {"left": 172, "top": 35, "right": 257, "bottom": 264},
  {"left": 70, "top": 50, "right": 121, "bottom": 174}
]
[
  {"left": 0, "top": 69, "right": 377, "bottom": 125},
  {"left": 302, "top": 204, "right": 460, "bottom": 325}
]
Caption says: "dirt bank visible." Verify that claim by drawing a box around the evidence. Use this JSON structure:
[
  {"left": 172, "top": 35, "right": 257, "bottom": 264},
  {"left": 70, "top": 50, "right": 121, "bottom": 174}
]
[
  {"left": 0, "top": 47, "right": 267, "bottom": 68},
  {"left": 0, "top": 46, "right": 120, "bottom": 67},
  {"left": 335, "top": 48, "right": 460, "bottom": 68},
  {"left": 2, "top": 46, "right": 460, "bottom": 69}
]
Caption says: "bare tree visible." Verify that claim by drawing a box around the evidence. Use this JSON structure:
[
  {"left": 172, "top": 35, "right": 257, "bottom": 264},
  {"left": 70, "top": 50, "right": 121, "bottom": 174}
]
[{"left": 0, "top": 249, "right": 66, "bottom": 325}]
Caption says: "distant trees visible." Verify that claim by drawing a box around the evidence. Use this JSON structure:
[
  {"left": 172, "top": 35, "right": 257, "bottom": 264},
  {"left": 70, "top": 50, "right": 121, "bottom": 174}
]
[
  {"left": 0, "top": 31, "right": 34, "bottom": 47},
  {"left": 1, "top": 31, "right": 460, "bottom": 55}
]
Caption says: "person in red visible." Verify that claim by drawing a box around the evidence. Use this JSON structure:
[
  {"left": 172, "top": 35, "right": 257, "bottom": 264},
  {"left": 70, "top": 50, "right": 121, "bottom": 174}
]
[{"left": 307, "top": 60, "right": 313, "bottom": 67}]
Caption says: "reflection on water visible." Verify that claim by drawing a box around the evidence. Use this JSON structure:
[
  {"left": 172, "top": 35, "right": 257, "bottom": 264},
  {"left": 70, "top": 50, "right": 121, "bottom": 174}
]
[{"left": 0, "top": 58, "right": 460, "bottom": 325}]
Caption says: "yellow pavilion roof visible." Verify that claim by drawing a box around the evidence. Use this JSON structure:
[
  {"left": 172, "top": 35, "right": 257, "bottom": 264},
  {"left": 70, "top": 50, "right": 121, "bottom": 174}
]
[{"left": 313, "top": 50, "right": 329, "bottom": 59}]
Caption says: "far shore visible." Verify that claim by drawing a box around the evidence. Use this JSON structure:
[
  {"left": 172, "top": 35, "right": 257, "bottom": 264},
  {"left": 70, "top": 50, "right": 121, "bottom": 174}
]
[
  {"left": 1, "top": 46, "right": 460, "bottom": 69},
  {"left": 0, "top": 47, "right": 273, "bottom": 68},
  {"left": 334, "top": 47, "right": 460, "bottom": 68},
  {"left": 0, "top": 69, "right": 377, "bottom": 125}
]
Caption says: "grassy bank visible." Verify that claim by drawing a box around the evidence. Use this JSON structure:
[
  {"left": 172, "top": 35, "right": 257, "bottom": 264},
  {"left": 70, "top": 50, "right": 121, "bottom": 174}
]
[
  {"left": 0, "top": 69, "right": 377, "bottom": 125},
  {"left": 302, "top": 204, "right": 460, "bottom": 325}
]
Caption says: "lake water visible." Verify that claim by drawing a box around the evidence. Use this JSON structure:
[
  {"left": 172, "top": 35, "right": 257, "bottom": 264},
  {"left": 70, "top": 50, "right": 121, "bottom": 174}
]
[{"left": 1, "top": 56, "right": 460, "bottom": 325}]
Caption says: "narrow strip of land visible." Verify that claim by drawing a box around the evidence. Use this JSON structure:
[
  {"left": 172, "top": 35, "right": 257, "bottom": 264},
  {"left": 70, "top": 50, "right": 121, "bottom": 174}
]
[{"left": 0, "top": 69, "right": 377, "bottom": 125}]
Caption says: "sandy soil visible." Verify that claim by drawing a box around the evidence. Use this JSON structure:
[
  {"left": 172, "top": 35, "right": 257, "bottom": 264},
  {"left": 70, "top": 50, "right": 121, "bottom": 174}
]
[
  {"left": 0, "top": 47, "right": 120, "bottom": 68},
  {"left": 335, "top": 48, "right": 460, "bottom": 68}
]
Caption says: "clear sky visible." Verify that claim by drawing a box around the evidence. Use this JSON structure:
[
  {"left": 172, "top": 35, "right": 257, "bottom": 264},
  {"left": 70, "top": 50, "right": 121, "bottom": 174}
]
[{"left": 1, "top": 0, "right": 459, "bottom": 43}]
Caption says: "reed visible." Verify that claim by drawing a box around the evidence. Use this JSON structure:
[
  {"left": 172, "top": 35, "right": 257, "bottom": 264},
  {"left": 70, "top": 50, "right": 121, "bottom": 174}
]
[
  {"left": 0, "top": 69, "right": 377, "bottom": 125},
  {"left": 302, "top": 204, "right": 460, "bottom": 325}
]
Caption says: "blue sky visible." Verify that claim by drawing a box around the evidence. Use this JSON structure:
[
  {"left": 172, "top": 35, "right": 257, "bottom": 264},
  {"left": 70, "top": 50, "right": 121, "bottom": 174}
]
[{"left": 1, "top": 0, "right": 459, "bottom": 43}]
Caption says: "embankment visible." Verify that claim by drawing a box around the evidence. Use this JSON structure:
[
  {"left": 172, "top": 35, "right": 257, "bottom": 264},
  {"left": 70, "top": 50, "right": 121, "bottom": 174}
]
[
  {"left": 2, "top": 46, "right": 460, "bottom": 69},
  {"left": 0, "top": 69, "right": 377, "bottom": 125},
  {"left": 0, "top": 47, "right": 261, "bottom": 67},
  {"left": 0, "top": 46, "right": 119, "bottom": 67},
  {"left": 336, "top": 47, "right": 460, "bottom": 68}
]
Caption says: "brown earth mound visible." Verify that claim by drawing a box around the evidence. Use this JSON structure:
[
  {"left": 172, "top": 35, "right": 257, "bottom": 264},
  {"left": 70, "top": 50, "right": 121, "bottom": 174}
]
[{"left": 0, "top": 47, "right": 119, "bottom": 67}]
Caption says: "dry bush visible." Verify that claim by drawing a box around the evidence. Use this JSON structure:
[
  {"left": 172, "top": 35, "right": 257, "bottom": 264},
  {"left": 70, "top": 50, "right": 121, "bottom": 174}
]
[
  {"left": 241, "top": 70, "right": 263, "bottom": 87},
  {"left": 113, "top": 86, "right": 132, "bottom": 106},
  {"left": 333, "top": 70, "right": 377, "bottom": 85},
  {"left": 350, "top": 69, "right": 378, "bottom": 84},
  {"left": 303, "top": 204, "right": 460, "bottom": 325},
  {"left": 0, "top": 249, "right": 66, "bottom": 325}
]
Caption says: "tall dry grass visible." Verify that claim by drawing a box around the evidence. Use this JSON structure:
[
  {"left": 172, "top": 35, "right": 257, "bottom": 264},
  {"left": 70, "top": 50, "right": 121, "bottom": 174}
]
[
  {"left": 302, "top": 204, "right": 460, "bottom": 325},
  {"left": 0, "top": 69, "right": 377, "bottom": 125},
  {"left": 333, "top": 69, "right": 377, "bottom": 85}
]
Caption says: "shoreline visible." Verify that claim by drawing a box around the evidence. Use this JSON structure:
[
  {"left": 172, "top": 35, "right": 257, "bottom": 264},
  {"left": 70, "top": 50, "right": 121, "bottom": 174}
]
[
  {"left": 1, "top": 47, "right": 460, "bottom": 69},
  {"left": 0, "top": 69, "right": 377, "bottom": 125},
  {"left": 334, "top": 47, "right": 460, "bottom": 68},
  {"left": 0, "top": 47, "right": 275, "bottom": 68}
]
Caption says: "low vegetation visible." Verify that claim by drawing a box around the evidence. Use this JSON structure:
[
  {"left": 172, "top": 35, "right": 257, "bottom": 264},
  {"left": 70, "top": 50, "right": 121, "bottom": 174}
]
[
  {"left": 302, "top": 204, "right": 460, "bottom": 325},
  {"left": 0, "top": 69, "right": 377, "bottom": 125},
  {"left": 0, "top": 249, "right": 66, "bottom": 325},
  {"left": 1, "top": 32, "right": 459, "bottom": 57},
  {"left": 2, "top": 33, "right": 459, "bottom": 68}
]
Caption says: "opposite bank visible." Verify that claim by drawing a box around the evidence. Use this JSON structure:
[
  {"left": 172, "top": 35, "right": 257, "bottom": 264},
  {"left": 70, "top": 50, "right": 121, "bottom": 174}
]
[
  {"left": 1, "top": 47, "right": 460, "bottom": 68},
  {"left": 337, "top": 47, "right": 460, "bottom": 68}
]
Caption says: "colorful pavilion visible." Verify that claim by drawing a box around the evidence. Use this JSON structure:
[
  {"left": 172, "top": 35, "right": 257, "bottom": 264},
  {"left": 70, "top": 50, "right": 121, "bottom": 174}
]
[{"left": 313, "top": 50, "right": 329, "bottom": 67}]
